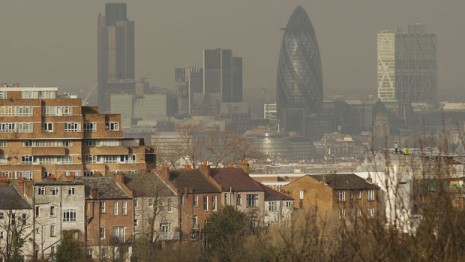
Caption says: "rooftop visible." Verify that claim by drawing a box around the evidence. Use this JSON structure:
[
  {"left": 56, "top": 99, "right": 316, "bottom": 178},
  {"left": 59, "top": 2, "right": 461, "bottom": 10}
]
[
  {"left": 0, "top": 187, "right": 32, "bottom": 210},
  {"left": 125, "top": 173, "right": 176, "bottom": 197},
  {"left": 210, "top": 167, "right": 264, "bottom": 192},
  {"left": 77, "top": 177, "right": 131, "bottom": 199},
  {"left": 308, "top": 173, "right": 380, "bottom": 190},
  {"left": 168, "top": 169, "right": 220, "bottom": 193}
]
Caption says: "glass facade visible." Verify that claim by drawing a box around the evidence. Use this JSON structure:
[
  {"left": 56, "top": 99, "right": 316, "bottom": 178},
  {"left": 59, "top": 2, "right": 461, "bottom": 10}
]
[{"left": 276, "top": 6, "right": 323, "bottom": 134}]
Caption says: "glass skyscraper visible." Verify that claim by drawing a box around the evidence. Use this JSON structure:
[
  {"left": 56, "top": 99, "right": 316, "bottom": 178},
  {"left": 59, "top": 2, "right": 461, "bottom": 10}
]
[
  {"left": 98, "top": 3, "right": 135, "bottom": 113},
  {"left": 276, "top": 6, "right": 323, "bottom": 135}
]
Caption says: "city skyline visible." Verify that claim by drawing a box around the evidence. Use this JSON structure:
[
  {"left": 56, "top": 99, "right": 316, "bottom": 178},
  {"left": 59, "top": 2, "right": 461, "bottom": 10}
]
[{"left": 0, "top": 0, "right": 463, "bottom": 102}]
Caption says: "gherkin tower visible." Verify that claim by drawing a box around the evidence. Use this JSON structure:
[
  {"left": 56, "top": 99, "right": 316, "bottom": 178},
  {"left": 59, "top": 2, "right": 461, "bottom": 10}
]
[{"left": 276, "top": 6, "right": 323, "bottom": 134}]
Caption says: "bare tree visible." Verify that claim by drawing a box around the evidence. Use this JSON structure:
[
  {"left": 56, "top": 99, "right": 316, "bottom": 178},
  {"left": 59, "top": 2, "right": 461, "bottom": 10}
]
[{"left": 0, "top": 210, "right": 33, "bottom": 262}]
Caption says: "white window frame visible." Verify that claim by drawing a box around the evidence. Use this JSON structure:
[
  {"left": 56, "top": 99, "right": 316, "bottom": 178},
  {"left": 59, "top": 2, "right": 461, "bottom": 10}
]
[
  {"left": 68, "top": 187, "right": 75, "bottom": 195},
  {"left": 105, "top": 121, "right": 119, "bottom": 131},
  {"left": 113, "top": 202, "right": 118, "bottom": 215},
  {"left": 63, "top": 209, "right": 77, "bottom": 222},
  {"left": 337, "top": 191, "right": 346, "bottom": 202},
  {"left": 100, "top": 227, "right": 106, "bottom": 239},
  {"left": 38, "top": 187, "right": 45, "bottom": 195},
  {"left": 64, "top": 122, "right": 80, "bottom": 132},
  {"left": 367, "top": 190, "right": 375, "bottom": 201},
  {"left": 338, "top": 208, "right": 345, "bottom": 220},
  {"left": 83, "top": 122, "right": 97, "bottom": 132},
  {"left": 41, "top": 122, "right": 54, "bottom": 132},
  {"left": 122, "top": 201, "right": 127, "bottom": 215}
]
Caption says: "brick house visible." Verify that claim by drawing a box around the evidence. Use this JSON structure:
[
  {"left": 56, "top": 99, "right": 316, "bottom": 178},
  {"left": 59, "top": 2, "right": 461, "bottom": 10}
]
[
  {"left": 158, "top": 167, "right": 222, "bottom": 240},
  {"left": 78, "top": 176, "right": 133, "bottom": 261},
  {"left": 124, "top": 173, "right": 179, "bottom": 241},
  {"left": 283, "top": 173, "right": 381, "bottom": 220},
  {"left": 207, "top": 166, "right": 266, "bottom": 225},
  {"left": 0, "top": 85, "right": 155, "bottom": 181}
]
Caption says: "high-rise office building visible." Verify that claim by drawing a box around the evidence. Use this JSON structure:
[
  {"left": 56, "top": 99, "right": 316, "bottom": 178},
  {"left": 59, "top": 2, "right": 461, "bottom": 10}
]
[
  {"left": 276, "top": 6, "right": 323, "bottom": 135},
  {"left": 98, "top": 3, "right": 135, "bottom": 113},
  {"left": 175, "top": 67, "right": 203, "bottom": 114},
  {"left": 203, "top": 48, "right": 243, "bottom": 103},
  {"left": 377, "top": 24, "right": 437, "bottom": 104}
]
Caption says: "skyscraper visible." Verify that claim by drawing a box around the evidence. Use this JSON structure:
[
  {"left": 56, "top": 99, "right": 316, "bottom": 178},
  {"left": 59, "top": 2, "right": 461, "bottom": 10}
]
[
  {"left": 276, "top": 6, "right": 323, "bottom": 135},
  {"left": 175, "top": 67, "right": 203, "bottom": 114},
  {"left": 203, "top": 48, "right": 243, "bottom": 103},
  {"left": 377, "top": 24, "right": 437, "bottom": 104},
  {"left": 98, "top": 2, "right": 135, "bottom": 113}
]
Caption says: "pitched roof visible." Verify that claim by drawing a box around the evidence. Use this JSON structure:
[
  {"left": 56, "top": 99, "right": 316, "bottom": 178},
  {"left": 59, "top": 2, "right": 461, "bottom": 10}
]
[
  {"left": 125, "top": 173, "right": 176, "bottom": 197},
  {"left": 77, "top": 177, "right": 131, "bottom": 199},
  {"left": 168, "top": 169, "right": 220, "bottom": 193},
  {"left": 309, "top": 173, "right": 380, "bottom": 190},
  {"left": 0, "top": 187, "right": 32, "bottom": 210},
  {"left": 210, "top": 168, "right": 264, "bottom": 192},
  {"left": 258, "top": 183, "right": 294, "bottom": 201}
]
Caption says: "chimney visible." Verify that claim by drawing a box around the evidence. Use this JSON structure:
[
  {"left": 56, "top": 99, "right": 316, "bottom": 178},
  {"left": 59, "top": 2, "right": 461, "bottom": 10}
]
[
  {"left": 199, "top": 161, "right": 210, "bottom": 178},
  {"left": 17, "top": 178, "right": 25, "bottom": 196},
  {"left": 115, "top": 173, "right": 125, "bottom": 186},
  {"left": 90, "top": 188, "right": 99, "bottom": 199},
  {"left": 366, "top": 175, "right": 372, "bottom": 184},
  {"left": 159, "top": 163, "right": 170, "bottom": 181},
  {"left": 0, "top": 177, "right": 9, "bottom": 187},
  {"left": 238, "top": 160, "right": 250, "bottom": 174}
]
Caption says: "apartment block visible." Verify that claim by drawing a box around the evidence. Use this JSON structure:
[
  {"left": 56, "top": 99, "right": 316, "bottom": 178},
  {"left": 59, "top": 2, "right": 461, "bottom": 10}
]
[{"left": 0, "top": 85, "right": 155, "bottom": 181}]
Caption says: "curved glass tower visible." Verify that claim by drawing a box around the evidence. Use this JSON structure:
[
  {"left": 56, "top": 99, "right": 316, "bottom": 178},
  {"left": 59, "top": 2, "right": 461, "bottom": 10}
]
[{"left": 276, "top": 6, "right": 323, "bottom": 134}]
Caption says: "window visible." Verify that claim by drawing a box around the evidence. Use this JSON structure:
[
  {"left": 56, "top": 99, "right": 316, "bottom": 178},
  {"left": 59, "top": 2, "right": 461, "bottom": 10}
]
[
  {"left": 356, "top": 208, "right": 361, "bottom": 217},
  {"left": 50, "top": 206, "right": 55, "bottom": 216},
  {"left": 100, "top": 202, "right": 106, "bottom": 213},
  {"left": 38, "top": 187, "right": 45, "bottom": 195},
  {"left": 0, "top": 213, "right": 3, "bottom": 219},
  {"left": 367, "top": 190, "right": 375, "bottom": 201},
  {"left": 83, "top": 122, "right": 97, "bottom": 132},
  {"left": 51, "top": 246, "right": 55, "bottom": 256},
  {"left": 193, "top": 195, "right": 199, "bottom": 207},
  {"left": 50, "top": 225, "right": 56, "bottom": 237},
  {"left": 134, "top": 198, "right": 139, "bottom": 208},
  {"left": 337, "top": 191, "right": 346, "bottom": 202},
  {"left": 113, "top": 202, "right": 118, "bottom": 215},
  {"left": 105, "top": 122, "right": 119, "bottom": 131},
  {"left": 269, "top": 201, "right": 277, "bottom": 211},
  {"left": 0, "top": 141, "right": 7, "bottom": 147},
  {"left": 112, "top": 227, "right": 126, "bottom": 241},
  {"left": 84, "top": 170, "right": 94, "bottom": 177},
  {"left": 63, "top": 209, "right": 77, "bottom": 222},
  {"left": 212, "top": 196, "right": 217, "bottom": 211},
  {"left": 64, "top": 122, "right": 80, "bottom": 132},
  {"left": 356, "top": 190, "right": 362, "bottom": 199},
  {"left": 35, "top": 206, "right": 40, "bottom": 217},
  {"left": 100, "top": 228, "right": 105, "bottom": 239},
  {"left": 11, "top": 214, "right": 16, "bottom": 225},
  {"left": 0, "top": 231, "right": 3, "bottom": 239},
  {"left": 224, "top": 193, "right": 228, "bottom": 205},
  {"left": 192, "top": 216, "right": 198, "bottom": 229},
  {"left": 338, "top": 208, "right": 345, "bottom": 220},
  {"left": 21, "top": 213, "right": 27, "bottom": 225},
  {"left": 246, "top": 194, "right": 258, "bottom": 208},
  {"left": 286, "top": 201, "right": 292, "bottom": 208},
  {"left": 148, "top": 199, "right": 154, "bottom": 207},
  {"left": 203, "top": 196, "right": 208, "bottom": 211},
  {"left": 41, "top": 123, "right": 53, "bottom": 132},
  {"left": 236, "top": 194, "right": 242, "bottom": 205},
  {"left": 160, "top": 223, "right": 170, "bottom": 233},
  {"left": 22, "top": 155, "right": 33, "bottom": 165},
  {"left": 167, "top": 199, "right": 172, "bottom": 213},
  {"left": 51, "top": 187, "right": 59, "bottom": 195},
  {"left": 299, "top": 190, "right": 305, "bottom": 200},
  {"left": 122, "top": 201, "right": 127, "bottom": 215},
  {"left": 68, "top": 187, "right": 75, "bottom": 195},
  {"left": 368, "top": 208, "right": 375, "bottom": 218},
  {"left": 134, "top": 219, "right": 138, "bottom": 227}
]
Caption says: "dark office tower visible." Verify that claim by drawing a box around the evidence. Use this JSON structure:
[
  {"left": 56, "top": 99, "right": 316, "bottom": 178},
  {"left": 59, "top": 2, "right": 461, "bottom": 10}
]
[
  {"left": 231, "top": 57, "right": 243, "bottom": 102},
  {"left": 98, "top": 2, "right": 135, "bottom": 113},
  {"left": 276, "top": 6, "right": 323, "bottom": 135},
  {"left": 203, "top": 48, "right": 243, "bottom": 102}
]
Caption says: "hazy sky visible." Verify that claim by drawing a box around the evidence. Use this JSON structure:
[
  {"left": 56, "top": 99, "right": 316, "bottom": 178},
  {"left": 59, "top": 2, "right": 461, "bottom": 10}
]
[{"left": 0, "top": 0, "right": 464, "bottom": 102}]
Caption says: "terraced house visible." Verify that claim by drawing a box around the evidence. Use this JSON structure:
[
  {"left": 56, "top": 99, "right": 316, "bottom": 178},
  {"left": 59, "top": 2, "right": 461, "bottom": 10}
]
[{"left": 0, "top": 84, "right": 155, "bottom": 181}]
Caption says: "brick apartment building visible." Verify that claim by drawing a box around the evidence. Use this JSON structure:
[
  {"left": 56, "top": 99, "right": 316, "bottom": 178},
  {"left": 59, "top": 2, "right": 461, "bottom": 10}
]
[
  {"left": 0, "top": 84, "right": 155, "bottom": 181},
  {"left": 283, "top": 173, "right": 381, "bottom": 220}
]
